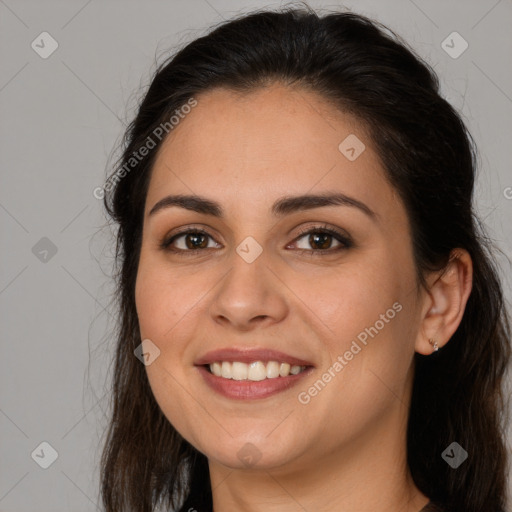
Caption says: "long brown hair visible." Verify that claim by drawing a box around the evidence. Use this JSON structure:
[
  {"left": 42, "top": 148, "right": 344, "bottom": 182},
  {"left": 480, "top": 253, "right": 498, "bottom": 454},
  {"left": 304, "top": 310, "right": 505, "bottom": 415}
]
[{"left": 99, "top": 6, "right": 511, "bottom": 511}]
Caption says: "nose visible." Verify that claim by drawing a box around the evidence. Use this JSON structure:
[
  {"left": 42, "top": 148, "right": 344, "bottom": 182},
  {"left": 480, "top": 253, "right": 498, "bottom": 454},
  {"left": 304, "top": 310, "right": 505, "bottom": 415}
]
[{"left": 208, "top": 251, "right": 288, "bottom": 332}]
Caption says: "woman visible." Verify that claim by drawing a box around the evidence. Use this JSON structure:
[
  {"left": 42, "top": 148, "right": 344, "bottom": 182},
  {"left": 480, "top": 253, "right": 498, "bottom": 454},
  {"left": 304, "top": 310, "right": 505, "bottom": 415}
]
[{"left": 99, "top": 5, "right": 511, "bottom": 512}]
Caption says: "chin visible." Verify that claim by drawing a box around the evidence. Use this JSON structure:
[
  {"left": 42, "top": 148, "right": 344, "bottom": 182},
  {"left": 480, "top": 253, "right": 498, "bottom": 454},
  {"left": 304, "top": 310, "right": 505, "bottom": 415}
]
[{"left": 194, "top": 431, "right": 305, "bottom": 471}]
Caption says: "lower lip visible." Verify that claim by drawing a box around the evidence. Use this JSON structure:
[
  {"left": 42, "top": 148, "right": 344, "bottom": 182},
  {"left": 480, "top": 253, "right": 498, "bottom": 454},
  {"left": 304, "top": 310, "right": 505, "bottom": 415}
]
[{"left": 196, "top": 365, "right": 314, "bottom": 400}]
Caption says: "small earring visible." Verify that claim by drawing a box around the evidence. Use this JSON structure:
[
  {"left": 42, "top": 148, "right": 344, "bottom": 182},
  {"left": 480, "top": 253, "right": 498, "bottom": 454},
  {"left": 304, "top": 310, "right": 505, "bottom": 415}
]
[{"left": 428, "top": 338, "right": 439, "bottom": 352}]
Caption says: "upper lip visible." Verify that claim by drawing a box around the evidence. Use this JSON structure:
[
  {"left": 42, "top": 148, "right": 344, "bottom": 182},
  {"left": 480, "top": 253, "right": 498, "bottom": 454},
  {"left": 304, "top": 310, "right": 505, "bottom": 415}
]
[{"left": 194, "top": 348, "right": 314, "bottom": 367}]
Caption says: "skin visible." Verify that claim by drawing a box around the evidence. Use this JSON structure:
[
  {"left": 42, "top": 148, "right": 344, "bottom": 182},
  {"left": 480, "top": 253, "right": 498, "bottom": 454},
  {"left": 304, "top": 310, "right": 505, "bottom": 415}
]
[{"left": 135, "top": 83, "right": 473, "bottom": 512}]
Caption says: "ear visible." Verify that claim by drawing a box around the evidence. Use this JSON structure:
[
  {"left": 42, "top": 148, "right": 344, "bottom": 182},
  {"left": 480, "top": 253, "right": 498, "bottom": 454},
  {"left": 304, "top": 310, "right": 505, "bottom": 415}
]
[{"left": 415, "top": 248, "right": 473, "bottom": 355}]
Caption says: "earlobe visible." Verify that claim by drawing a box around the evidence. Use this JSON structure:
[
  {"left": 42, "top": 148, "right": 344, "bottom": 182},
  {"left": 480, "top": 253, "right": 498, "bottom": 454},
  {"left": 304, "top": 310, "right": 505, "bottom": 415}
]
[
  {"left": 415, "top": 249, "right": 473, "bottom": 355},
  {"left": 427, "top": 338, "right": 439, "bottom": 352}
]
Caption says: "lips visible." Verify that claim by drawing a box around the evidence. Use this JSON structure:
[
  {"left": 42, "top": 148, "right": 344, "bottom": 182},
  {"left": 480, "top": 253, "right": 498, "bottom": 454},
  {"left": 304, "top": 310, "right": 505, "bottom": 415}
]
[{"left": 194, "top": 348, "right": 315, "bottom": 400}]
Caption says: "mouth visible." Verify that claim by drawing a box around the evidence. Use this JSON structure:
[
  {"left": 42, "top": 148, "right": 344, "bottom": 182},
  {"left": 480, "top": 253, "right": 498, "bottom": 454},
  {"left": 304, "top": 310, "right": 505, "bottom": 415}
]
[
  {"left": 194, "top": 348, "right": 314, "bottom": 400},
  {"left": 205, "top": 360, "right": 309, "bottom": 380}
]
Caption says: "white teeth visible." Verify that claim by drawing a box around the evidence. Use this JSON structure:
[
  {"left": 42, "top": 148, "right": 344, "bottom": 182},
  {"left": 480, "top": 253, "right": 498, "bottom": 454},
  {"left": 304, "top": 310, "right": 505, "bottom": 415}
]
[
  {"left": 279, "top": 363, "right": 291, "bottom": 376},
  {"left": 266, "top": 361, "right": 280, "bottom": 379},
  {"left": 248, "top": 361, "right": 267, "bottom": 381},
  {"left": 232, "top": 361, "right": 248, "bottom": 380},
  {"left": 211, "top": 362, "right": 222, "bottom": 377},
  {"left": 290, "top": 365, "right": 302, "bottom": 375},
  {"left": 221, "top": 361, "right": 232, "bottom": 379},
  {"left": 208, "top": 360, "right": 307, "bottom": 380}
]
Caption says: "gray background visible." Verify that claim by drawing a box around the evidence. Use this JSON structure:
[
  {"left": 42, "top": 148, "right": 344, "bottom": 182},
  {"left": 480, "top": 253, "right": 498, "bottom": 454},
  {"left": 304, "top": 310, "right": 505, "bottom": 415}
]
[{"left": 1, "top": 0, "right": 511, "bottom": 510}]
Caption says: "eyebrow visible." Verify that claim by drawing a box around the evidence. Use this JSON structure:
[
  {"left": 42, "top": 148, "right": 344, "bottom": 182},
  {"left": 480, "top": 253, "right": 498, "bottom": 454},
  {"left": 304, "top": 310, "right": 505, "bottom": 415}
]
[{"left": 148, "top": 192, "right": 377, "bottom": 220}]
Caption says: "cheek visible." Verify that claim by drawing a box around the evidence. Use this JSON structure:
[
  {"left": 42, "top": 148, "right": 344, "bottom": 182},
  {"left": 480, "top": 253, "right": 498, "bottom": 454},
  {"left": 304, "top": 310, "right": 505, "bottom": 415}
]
[
  {"left": 297, "top": 254, "right": 413, "bottom": 397},
  {"left": 135, "top": 253, "right": 199, "bottom": 342},
  {"left": 135, "top": 267, "right": 166, "bottom": 340},
  {"left": 134, "top": 257, "right": 209, "bottom": 447},
  {"left": 290, "top": 257, "right": 401, "bottom": 341}
]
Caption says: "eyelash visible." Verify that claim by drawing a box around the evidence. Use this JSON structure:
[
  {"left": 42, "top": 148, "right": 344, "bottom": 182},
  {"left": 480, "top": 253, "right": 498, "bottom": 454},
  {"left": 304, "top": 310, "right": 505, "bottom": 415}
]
[{"left": 159, "top": 224, "right": 353, "bottom": 257}]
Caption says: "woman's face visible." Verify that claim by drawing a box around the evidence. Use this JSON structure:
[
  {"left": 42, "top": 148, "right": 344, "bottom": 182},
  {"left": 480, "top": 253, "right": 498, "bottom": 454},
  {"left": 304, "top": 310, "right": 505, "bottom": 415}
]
[{"left": 135, "top": 83, "right": 424, "bottom": 472}]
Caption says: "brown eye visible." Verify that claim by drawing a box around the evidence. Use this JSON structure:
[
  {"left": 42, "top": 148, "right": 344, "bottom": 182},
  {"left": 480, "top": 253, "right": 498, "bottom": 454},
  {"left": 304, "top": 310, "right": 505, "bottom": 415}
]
[
  {"left": 292, "top": 227, "right": 352, "bottom": 254},
  {"left": 160, "top": 225, "right": 352, "bottom": 256},
  {"left": 307, "top": 232, "right": 334, "bottom": 250},
  {"left": 183, "top": 232, "right": 209, "bottom": 250},
  {"left": 160, "top": 229, "right": 220, "bottom": 253}
]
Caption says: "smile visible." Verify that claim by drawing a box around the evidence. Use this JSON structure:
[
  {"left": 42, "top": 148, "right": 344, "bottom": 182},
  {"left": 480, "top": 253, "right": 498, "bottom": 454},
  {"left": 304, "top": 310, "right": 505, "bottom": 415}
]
[
  {"left": 194, "top": 347, "right": 314, "bottom": 399},
  {"left": 207, "top": 361, "right": 307, "bottom": 380}
]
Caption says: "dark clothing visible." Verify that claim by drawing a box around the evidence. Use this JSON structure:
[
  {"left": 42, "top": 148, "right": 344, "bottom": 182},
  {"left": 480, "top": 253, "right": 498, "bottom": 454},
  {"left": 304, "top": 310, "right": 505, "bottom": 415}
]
[{"left": 420, "top": 501, "right": 446, "bottom": 512}]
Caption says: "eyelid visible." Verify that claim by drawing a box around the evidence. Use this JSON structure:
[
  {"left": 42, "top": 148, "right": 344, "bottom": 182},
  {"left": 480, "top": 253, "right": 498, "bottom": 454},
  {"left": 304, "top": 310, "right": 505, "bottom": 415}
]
[{"left": 291, "top": 223, "right": 351, "bottom": 242}]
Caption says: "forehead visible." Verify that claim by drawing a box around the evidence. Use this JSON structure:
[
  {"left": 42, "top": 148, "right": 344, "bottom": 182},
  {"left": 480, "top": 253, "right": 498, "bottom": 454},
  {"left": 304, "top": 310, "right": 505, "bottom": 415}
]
[{"left": 145, "top": 83, "right": 399, "bottom": 221}]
